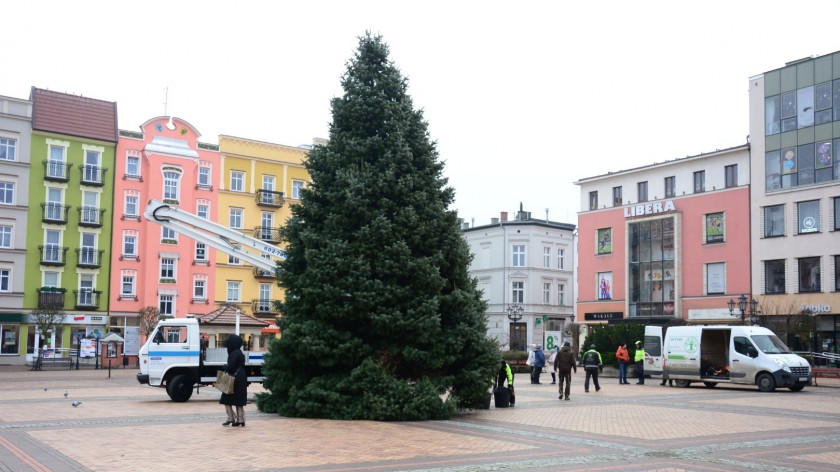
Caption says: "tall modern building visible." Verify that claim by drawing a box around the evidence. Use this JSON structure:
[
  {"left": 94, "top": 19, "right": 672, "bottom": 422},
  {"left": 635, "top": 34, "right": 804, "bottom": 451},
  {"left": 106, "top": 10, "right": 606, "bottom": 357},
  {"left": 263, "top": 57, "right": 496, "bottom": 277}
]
[
  {"left": 22, "top": 88, "right": 118, "bottom": 361},
  {"left": 0, "top": 94, "right": 32, "bottom": 363},
  {"left": 462, "top": 207, "right": 576, "bottom": 351},
  {"left": 575, "top": 145, "right": 751, "bottom": 327},
  {"left": 748, "top": 52, "right": 840, "bottom": 351},
  {"left": 110, "top": 116, "right": 220, "bottom": 358}
]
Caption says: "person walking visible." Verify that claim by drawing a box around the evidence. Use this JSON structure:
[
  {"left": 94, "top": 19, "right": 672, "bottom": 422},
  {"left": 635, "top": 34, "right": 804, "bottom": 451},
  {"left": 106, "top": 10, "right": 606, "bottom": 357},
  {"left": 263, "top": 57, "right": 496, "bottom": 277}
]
[
  {"left": 532, "top": 345, "right": 546, "bottom": 384},
  {"left": 548, "top": 346, "right": 559, "bottom": 384},
  {"left": 616, "top": 342, "right": 630, "bottom": 384},
  {"left": 220, "top": 334, "right": 248, "bottom": 427},
  {"left": 526, "top": 343, "right": 536, "bottom": 383},
  {"left": 554, "top": 341, "right": 576, "bottom": 400},
  {"left": 582, "top": 344, "right": 603, "bottom": 393},
  {"left": 634, "top": 340, "right": 645, "bottom": 385},
  {"left": 660, "top": 358, "right": 673, "bottom": 386}
]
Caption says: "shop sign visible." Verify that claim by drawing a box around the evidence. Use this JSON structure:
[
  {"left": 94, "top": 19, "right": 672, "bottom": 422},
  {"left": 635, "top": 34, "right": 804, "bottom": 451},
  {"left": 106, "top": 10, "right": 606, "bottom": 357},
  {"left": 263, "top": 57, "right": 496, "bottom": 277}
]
[
  {"left": 624, "top": 200, "right": 676, "bottom": 218},
  {"left": 801, "top": 305, "right": 831, "bottom": 314},
  {"left": 585, "top": 312, "right": 623, "bottom": 321}
]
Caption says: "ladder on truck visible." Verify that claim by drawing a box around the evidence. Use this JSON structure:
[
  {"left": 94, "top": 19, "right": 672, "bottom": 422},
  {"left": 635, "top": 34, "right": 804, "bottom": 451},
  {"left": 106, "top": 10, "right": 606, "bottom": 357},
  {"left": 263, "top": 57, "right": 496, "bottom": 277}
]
[{"left": 143, "top": 199, "right": 285, "bottom": 273}]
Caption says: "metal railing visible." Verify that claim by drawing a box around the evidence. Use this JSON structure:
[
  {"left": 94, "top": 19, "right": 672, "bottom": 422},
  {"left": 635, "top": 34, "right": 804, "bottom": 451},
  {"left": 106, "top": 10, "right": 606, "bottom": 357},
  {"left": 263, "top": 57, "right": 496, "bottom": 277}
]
[
  {"left": 41, "top": 203, "right": 69, "bottom": 224},
  {"left": 39, "top": 245, "right": 68, "bottom": 266},
  {"left": 79, "top": 206, "right": 106, "bottom": 227},
  {"left": 43, "top": 160, "right": 71, "bottom": 182},
  {"left": 80, "top": 165, "right": 106, "bottom": 186},
  {"left": 255, "top": 189, "right": 285, "bottom": 207}
]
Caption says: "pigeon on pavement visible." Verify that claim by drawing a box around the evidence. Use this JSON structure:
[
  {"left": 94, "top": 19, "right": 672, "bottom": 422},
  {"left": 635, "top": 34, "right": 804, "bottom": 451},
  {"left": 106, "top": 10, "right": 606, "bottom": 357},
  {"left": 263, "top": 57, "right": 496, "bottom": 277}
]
[
  {"left": 72, "top": 401, "right": 82, "bottom": 407},
  {"left": 64, "top": 391, "right": 69, "bottom": 398}
]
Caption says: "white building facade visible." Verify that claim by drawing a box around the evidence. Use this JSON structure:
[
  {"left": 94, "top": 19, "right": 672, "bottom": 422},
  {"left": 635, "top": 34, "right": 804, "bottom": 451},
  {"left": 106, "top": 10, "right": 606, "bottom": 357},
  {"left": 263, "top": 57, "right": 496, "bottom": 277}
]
[{"left": 462, "top": 209, "right": 576, "bottom": 352}]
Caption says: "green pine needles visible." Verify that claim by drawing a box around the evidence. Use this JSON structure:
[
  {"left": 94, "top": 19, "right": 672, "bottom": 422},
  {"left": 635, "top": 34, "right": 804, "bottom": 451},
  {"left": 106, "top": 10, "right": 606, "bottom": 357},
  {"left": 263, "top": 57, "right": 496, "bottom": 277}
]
[{"left": 255, "top": 33, "right": 499, "bottom": 421}]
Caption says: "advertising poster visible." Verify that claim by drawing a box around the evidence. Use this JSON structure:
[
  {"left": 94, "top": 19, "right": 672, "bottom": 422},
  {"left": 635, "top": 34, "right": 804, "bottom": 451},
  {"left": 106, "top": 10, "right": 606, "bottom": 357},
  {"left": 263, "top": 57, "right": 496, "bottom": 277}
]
[
  {"left": 544, "top": 331, "right": 562, "bottom": 351},
  {"left": 705, "top": 213, "right": 724, "bottom": 243},
  {"left": 782, "top": 148, "right": 797, "bottom": 174},
  {"left": 597, "top": 272, "right": 612, "bottom": 300},
  {"left": 816, "top": 141, "right": 832, "bottom": 169},
  {"left": 597, "top": 228, "right": 612, "bottom": 254}
]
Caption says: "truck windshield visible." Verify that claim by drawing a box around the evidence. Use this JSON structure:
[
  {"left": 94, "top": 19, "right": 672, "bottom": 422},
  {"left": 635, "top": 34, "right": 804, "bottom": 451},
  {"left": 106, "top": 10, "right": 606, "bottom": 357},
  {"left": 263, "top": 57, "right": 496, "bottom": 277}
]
[{"left": 750, "top": 335, "right": 792, "bottom": 354}]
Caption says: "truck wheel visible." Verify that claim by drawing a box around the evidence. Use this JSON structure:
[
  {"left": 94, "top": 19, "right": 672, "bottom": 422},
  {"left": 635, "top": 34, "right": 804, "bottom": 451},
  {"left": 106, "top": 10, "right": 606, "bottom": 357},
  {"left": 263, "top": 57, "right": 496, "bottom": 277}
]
[
  {"left": 788, "top": 385, "right": 805, "bottom": 392},
  {"left": 756, "top": 373, "right": 776, "bottom": 392},
  {"left": 674, "top": 379, "right": 691, "bottom": 388},
  {"left": 167, "top": 374, "right": 194, "bottom": 402},
  {"left": 703, "top": 382, "right": 718, "bottom": 388}
]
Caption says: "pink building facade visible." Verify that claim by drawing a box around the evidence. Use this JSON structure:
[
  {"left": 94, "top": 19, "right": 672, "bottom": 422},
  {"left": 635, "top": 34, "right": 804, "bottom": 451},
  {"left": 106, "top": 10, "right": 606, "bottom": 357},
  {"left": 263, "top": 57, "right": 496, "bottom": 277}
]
[
  {"left": 110, "top": 117, "right": 220, "bottom": 355},
  {"left": 575, "top": 145, "right": 752, "bottom": 325}
]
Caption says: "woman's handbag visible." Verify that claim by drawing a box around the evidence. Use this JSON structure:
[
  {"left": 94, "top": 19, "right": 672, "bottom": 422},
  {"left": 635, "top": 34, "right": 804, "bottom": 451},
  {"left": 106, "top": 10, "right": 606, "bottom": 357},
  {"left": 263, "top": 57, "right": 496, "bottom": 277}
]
[{"left": 215, "top": 370, "right": 235, "bottom": 395}]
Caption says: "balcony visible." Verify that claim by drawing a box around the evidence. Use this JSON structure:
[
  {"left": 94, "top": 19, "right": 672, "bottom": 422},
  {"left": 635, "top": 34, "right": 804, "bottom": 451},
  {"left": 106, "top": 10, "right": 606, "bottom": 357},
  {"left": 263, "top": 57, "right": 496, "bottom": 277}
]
[
  {"left": 43, "top": 160, "right": 72, "bottom": 182},
  {"left": 36, "top": 287, "right": 66, "bottom": 308},
  {"left": 255, "top": 189, "right": 284, "bottom": 208},
  {"left": 41, "top": 203, "right": 69, "bottom": 224},
  {"left": 194, "top": 182, "right": 213, "bottom": 191},
  {"left": 74, "top": 289, "right": 103, "bottom": 310},
  {"left": 78, "top": 206, "right": 106, "bottom": 227},
  {"left": 254, "top": 226, "right": 281, "bottom": 243},
  {"left": 80, "top": 165, "right": 106, "bottom": 187},
  {"left": 39, "top": 245, "right": 68, "bottom": 266},
  {"left": 76, "top": 248, "right": 104, "bottom": 269},
  {"left": 252, "top": 299, "right": 280, "bottom": 315},
  {"left": 253, "top": 266, "right": 276, "bottom": 279}
]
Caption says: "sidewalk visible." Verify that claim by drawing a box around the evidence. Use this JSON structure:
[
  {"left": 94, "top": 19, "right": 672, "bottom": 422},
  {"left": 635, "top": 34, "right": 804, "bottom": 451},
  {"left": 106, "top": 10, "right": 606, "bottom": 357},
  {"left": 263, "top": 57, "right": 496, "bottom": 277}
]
[{"left": 2, "top": 368, "right": 839, "bottom": 471}]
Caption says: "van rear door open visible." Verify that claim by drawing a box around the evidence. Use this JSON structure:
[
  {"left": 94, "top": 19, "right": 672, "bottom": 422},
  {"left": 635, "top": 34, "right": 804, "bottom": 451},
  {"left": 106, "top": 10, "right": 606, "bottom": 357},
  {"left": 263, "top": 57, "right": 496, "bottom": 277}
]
[{"left": 645, "top": 326, "right": 664, "bottom": 377}]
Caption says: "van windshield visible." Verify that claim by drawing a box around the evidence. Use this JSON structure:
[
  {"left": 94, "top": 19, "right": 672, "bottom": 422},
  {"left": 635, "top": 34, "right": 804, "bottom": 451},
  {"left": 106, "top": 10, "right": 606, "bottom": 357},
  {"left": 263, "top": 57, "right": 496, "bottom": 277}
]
[{"left": 750, "top": 335, "right": 792, "bottom": 354}]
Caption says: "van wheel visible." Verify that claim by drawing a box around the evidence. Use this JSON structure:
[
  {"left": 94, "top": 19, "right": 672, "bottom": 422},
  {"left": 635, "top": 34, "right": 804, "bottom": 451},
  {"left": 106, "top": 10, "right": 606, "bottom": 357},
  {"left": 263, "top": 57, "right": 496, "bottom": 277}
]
[
  {"left": 756, "top": 373, "right": 776, "bottom": 392},
  {"left": 788, "top": 385, "right": 805, "bottom": 392},
  {"left": 703, "top": 382, "right": 718, "bottom": 388},
  {"left": 167, "top": 374, "right": 194, "bottom": 402},
  {"left": 674, "top": 379, "right": 691, "bottom": 388}
]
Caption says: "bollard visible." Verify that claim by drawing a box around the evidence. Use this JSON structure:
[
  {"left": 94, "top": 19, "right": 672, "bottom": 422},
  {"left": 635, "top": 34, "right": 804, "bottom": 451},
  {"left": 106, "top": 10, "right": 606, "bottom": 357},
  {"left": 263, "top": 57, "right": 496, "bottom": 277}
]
[{"left": 108, "top": 360, "right": 112, "bottom": 379}]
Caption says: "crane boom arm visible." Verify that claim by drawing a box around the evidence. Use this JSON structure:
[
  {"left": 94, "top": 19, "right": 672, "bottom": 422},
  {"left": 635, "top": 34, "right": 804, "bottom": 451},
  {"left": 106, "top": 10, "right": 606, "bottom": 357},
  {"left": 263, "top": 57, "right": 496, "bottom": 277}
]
[{"left": 143, "top": 199, "right": 284, "bottom": 273}]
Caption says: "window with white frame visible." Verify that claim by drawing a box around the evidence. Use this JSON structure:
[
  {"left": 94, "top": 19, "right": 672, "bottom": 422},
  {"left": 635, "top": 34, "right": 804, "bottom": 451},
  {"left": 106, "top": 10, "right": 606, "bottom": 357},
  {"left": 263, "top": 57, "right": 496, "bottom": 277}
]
[
  {"left": 0, "top": 181, "right": 14, "bottom": 204},
  {"left": 161, "top": 226, "right": 177, "bottom": 242},
  {"left": 0, "top": 137, "right": 16, "bottom": 161},
  {"left": 126, "top": 155, "right": 140, "bottom": 177},
  {"left": 195, "top": 242, "right": 207, "bottom": 261},
  {"left": 229, "top": 208, "right": 243, "bottom": 228},
  {"left": 124, "top": 194, "right": 139, "bottom": 217},
  {"left": 47, "top": 144, "right": 66, "bottom": 179},
  {"left": 160, "top": 257, "right": 176, "bottom": 279},
  {"left": 193, "top": 279, "right": 206, "bottom": 300},
  {"left": 159, "top": 294, "right": 174, "bottom": 316},
  {"left": 83, "top": 149, "right": 101, "bottom": 183},
  {"left": 292, "top": 180, "right": 304, "bottom": 199},
  {"left": 228, "top": 254, "right": 240, "bottom": 265},
  {"left": 198, "top": 166, "right": 211, "bottom": 187},
  {"left": 121, "top": 274, "right": 135, "bottom": 297},
  {"left": 230, "top": 171, "right": 244, "bottom": 192},
  {"left": 123, "top": 234, "right": 137, "bottom": 257},
  {"left": 543, "top": 282, "right": 551, "bottom": 304},
  {"left": 196, "top": 203, "right": 209, "bottom": 219},
  {"left": 543, "top": 247, "right": 550, "bottom": 268},
  {"left": 43, "top": 271, "right": 59, "bottom": 288},
  {"left": 557, "top": 248, "right": 566, "bottom": 269},
  {"left": 227, "top": 281, "right": 241, "bottom": 302},
  {"left": 557, "top": 283, "right": 565, "bottom": 306},
  {"left": 511, "top": 281, "right": 524, "bottom": 303},
  {"left": 0, "top": 225, "right": 11, "bottom": 248},
  {"left": 706, "top": 262, "right": 725, "bottom": 295},
  {"left": 163, "top": 170, "right": 181, "bottom": 201},
  {"left": 0, "top": 269, "right": 10, "bottom": 292},
  {"left": 512, "top": 245, "right": 525, "bottom": 267},
  {"left": 262, "top": 175, "right": 275, "bottom": 191}
]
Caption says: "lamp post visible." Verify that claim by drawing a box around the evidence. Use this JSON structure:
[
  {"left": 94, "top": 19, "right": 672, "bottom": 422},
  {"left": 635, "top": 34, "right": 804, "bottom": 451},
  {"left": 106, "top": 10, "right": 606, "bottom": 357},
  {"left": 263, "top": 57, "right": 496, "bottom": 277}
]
[
  {"left": 506, "top": 304, "right": 524, "bottom": 351},
  {"left": 75, "top": 333, "right": 81, "bottom": 370},
  {"left": 94, "top": 332, "right": 101, "bottom": 370},
  {"left": 727, "top": 294, "right": 760, "bottom": 325}
]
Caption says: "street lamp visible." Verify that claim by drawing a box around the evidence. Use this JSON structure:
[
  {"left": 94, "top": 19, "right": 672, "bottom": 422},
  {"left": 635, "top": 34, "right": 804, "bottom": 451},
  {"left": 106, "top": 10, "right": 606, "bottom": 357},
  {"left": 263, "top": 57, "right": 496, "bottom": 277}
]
[
  {"left": 728, "top": 294, "right": 760, "bottom": 325},
  {"left": 75, "top": 333, "right": 81, "bottom": 370},
  {"left": 506, "top": 304, "right": 524, "bottom": 351}
]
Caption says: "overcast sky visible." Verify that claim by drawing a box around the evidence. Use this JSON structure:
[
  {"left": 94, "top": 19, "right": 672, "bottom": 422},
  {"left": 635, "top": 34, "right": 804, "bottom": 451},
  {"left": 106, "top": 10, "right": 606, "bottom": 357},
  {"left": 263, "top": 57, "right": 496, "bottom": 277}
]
[{"left": 4, "top": 1, "right": 840, "bottom": 226}]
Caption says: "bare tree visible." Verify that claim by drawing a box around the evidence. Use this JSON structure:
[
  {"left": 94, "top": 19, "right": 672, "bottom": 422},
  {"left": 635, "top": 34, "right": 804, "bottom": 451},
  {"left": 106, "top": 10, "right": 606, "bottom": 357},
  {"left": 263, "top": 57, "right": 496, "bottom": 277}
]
[
  {"left": 565, "top": 322, "right": 582, "bottom": 356},
  {"left": 757, "top": 297, "right": 813, "bottom": 352},
  {"left": 139, "top": 306, "right": 162, "bottom": 338},
  {"left": 31, "top": 307, "right": 65, "bottom": 368}
]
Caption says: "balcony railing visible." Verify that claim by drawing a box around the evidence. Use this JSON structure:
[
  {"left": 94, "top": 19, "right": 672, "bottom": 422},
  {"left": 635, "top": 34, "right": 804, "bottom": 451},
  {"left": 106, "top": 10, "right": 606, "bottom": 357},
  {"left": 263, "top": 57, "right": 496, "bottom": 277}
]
[
  {"left": 252, "top": 299, "right": 280, "bottom": 315},
  {"left": 43, "top": 160, "right": 71, "bottom": 182},
  {"left": 36, "top": 287, "right": 66, "bottom": 308},
  {"left": 76, "top": 248, "right": 104, "bottom": 268},
  {"left": 255, "top": 189, "right": 285, "bottom": 208},
  {"left": 74, "top": 289, "right": 103, "bottom": 310},
  {"left": 253, "top": 267, "right": 276, "bottom": 279},
  {"left": 78, "top": 206, "right": 106, "bottom": 227},
  {"left": 41, "top": 203, "right": 69, "bottom": 224},
  {"left": 80, "top": 165, "right": 106, "bottom": 186},
  {"left": 254, "top": 226, "right": 281, "bottom": 243},
  {"left": 39, "top": 245, "right": 68, "bottom": 266}
]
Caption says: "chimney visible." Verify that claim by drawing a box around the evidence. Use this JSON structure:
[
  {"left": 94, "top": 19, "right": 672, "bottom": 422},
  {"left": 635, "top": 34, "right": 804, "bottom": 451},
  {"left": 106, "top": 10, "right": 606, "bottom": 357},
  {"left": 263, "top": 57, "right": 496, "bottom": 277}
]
[
  {"left": 491, "top": 217, "right": 499, "bottom": 224},
  {"left": 500, "top": 211, "right": 508, "bottom": 222}
]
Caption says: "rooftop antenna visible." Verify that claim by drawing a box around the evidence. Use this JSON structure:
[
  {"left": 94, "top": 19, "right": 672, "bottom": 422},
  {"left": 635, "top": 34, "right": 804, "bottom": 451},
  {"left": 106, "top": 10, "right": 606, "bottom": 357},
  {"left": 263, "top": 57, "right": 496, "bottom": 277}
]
[{"left": 164, "top": 87, "right": 176, "bottom": 130}]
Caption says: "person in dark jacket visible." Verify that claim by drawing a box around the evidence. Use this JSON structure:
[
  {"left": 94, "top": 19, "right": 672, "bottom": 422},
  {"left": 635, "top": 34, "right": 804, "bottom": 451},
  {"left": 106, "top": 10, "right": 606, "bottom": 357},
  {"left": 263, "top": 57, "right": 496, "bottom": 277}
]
[
  {"left": 219, "top": 334, "right": 247, "bottom": 427},
  {"left": 554, "top": 341, "right": 577, "bottom": 401},
  {"left": 582, "top": 344, "right": 603, "bottom": 393},
  {"left": 532, "top": 345, "right": 546, "bottom": 384}
]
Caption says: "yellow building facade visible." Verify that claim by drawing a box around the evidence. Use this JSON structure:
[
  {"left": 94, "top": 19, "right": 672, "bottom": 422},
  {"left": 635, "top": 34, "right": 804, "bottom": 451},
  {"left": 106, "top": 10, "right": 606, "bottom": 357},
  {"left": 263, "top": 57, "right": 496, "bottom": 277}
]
[{"left": 215, "top": 135, "right": 312, "bottom": 348}]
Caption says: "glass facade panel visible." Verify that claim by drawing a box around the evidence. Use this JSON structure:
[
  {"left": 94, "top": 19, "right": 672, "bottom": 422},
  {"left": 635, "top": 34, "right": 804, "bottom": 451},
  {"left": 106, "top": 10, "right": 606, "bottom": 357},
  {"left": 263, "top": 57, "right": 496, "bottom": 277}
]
[{"left": 628, "top": 217, "right": 675, "bottom": 318}]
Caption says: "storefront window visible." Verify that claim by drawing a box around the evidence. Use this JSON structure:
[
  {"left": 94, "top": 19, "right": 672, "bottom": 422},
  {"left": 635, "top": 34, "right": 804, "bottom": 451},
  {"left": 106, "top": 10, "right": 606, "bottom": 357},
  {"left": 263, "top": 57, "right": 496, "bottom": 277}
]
[
  {"left": 1, "top": 324, "right": 20, "bottom": 354},
  {"left": 628, "top": 217, "right": 675, "bottom": 318}
]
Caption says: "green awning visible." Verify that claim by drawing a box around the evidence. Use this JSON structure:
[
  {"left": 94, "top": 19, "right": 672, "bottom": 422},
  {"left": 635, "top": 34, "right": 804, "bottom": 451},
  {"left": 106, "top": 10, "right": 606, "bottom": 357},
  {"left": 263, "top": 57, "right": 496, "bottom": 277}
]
[{"left": 0, "top": 313, "right": 27, "bottom": 323}]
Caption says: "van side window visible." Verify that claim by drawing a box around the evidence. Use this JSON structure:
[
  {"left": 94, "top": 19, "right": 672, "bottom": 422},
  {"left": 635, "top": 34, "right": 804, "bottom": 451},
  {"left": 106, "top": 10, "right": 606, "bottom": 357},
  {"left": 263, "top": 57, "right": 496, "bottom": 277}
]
[
  {"left": 734, "top": 336, "right": 752, "bottom": 356},
  {"left": 160, "top": 326, "right": 188, "bottom": 343}
]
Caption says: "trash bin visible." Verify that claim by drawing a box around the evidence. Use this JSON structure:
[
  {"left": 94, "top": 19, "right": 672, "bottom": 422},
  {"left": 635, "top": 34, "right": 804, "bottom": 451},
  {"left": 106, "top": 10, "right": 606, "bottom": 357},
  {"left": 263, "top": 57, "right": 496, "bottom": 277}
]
[
  {"left": 482, "top": 393, "right": 492, "bottom": 410},
  {"left": 493, "top": 386, "right": 511, "bottom": 408}
]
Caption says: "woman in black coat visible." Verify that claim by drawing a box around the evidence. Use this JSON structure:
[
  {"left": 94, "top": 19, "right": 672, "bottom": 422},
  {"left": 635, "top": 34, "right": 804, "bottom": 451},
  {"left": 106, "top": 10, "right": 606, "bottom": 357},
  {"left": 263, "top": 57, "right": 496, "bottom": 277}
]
[{"left": 219, "top": 334, "right": 247, "bottom": 426}]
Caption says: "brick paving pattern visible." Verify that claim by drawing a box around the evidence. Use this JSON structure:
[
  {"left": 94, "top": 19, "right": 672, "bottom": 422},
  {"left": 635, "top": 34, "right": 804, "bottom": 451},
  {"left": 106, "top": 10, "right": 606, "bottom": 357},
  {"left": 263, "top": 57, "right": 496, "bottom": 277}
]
[{"left": 1, "top": 366, "right": 839, "bottom": 471}]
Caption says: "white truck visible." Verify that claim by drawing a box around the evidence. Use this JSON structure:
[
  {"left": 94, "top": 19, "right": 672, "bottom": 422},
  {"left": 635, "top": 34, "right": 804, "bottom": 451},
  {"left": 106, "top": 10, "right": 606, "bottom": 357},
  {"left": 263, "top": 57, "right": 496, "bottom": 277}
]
[
  {"left": 645, "top": 325, "right": 812, "bottom": 392},
  {"left": 135, "top": 199, "right": 284, "bottom": 401}
]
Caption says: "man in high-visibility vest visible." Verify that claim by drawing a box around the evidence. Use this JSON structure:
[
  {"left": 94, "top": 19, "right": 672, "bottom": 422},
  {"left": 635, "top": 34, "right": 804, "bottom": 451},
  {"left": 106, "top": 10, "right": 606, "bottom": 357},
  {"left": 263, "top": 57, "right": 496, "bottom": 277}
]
[
  {"left": 634, "top": 340, "right": 645, "bottom": 384},
  {"left": 582, "top": 344, "right": 603, "bottom": 393}
]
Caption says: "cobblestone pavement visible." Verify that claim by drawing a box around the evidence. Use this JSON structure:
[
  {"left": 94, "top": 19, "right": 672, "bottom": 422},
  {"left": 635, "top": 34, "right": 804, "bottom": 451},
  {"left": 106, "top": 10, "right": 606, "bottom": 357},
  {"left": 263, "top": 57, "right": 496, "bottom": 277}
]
[{"left": 1, "top": 366, "right": 838, "bottom": 472}]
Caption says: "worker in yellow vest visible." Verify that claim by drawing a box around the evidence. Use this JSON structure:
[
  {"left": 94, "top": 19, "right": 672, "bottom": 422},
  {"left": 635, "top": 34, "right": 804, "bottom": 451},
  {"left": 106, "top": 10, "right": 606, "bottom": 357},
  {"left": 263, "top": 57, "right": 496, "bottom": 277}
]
[{"left": 634, "top": 340, "right": 645, "bottom": 384}]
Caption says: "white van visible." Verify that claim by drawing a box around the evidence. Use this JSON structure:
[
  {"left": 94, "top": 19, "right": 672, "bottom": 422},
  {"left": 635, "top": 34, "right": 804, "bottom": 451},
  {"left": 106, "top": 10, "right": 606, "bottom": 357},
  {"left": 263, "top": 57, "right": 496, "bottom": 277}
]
[{"left": 645, "top": 325, "right": 811, "bottom": 392}]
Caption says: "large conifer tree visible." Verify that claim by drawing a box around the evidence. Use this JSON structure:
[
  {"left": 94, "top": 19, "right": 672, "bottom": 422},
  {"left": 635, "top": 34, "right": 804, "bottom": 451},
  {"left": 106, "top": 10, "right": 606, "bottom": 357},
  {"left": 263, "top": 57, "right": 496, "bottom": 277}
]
[{"left": 256, "top": 33, "right": 498, "bottom": 421}]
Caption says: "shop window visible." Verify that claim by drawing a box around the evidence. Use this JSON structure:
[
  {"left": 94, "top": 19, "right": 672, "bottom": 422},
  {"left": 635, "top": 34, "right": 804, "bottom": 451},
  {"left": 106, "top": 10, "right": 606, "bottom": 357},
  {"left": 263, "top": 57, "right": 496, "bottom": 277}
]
[{"left": 1, "top": 324, "right": 20, "bottom": 354}]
